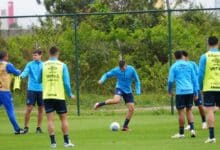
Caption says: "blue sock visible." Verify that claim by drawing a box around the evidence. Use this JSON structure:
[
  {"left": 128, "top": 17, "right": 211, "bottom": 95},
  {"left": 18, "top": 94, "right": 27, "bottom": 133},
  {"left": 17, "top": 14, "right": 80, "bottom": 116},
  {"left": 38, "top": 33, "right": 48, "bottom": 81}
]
[
  {"left": 189, "top": 122, "right": 194, "bottom": 130},
  {"left": 98, "top": 102, "right": 106, "bottom": 107},
  {"left": 64, "top": 135, "right": 69, "bottom": 143},
  {"left": 201, "top": 116, "right": 206, "bottom": 123},
  {"left": 209, "top": 127, "right": 215, "bottom": 139},
  {"left": 123, "top": 118, "right": 130, "bottom": 128}
]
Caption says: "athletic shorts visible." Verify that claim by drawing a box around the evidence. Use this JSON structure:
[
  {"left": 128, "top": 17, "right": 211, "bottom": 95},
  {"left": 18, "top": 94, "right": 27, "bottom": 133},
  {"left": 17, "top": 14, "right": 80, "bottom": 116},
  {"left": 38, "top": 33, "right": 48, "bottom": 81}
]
[
  {"left": 44, "top": 99, "right": 67, "bottom": 114},
  {"left": 175, "top": 94, "right": 194, "bottom": 109},
  {"left": 26, "top": 91, "right": 43, "bottom": 106},
  {"left": 194, "top": 91, "right": 203, "bottom": 106},
  {"left": 203, "top": 92, "right": 220, "bottom": 107},
  {"left": 115, "top": 88, "right": 134, "bottom": 104}
]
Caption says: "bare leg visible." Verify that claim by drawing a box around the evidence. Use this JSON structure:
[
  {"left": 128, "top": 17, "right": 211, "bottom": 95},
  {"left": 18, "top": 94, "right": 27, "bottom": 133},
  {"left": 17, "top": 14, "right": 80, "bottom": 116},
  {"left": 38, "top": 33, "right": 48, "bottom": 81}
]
[{"left": 24, "top": 105, "right": 33, "bottom": 128}]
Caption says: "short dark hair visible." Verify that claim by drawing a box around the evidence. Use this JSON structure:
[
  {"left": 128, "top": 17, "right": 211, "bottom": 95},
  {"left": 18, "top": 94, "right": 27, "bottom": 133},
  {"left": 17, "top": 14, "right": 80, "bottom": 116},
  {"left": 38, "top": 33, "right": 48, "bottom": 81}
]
[
  {"left": 119, "top": 60, "right": 126, "bottom": 68},
  {"left": 174, "top": 50, "right": 182, "bottom": 59},
  {"left": 181, "top": 50, "right": 188, "bottom": 57},
  {"left": 32, "top": 49, "right": 42, "bottom": 55},
  {"left": 0, "top": 50, "right": 8, "bottom": 60},
  {"left": 49, "top": 46, "right": 59, "bottom": 55},
  {"left": 208, "top": 36, "right": 218, "bottom": 46}
]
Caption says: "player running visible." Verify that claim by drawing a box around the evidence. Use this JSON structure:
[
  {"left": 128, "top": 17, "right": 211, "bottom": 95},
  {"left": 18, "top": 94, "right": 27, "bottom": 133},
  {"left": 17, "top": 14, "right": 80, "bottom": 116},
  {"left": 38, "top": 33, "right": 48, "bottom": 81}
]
[
  {"left": 168, "top": 50, "right": 198, "bottom": 138},
  {"left": 94, "top": 60, "right": 141, "bottom": 131},
  {"left": 181, "top": 51, "right": 207, "bottom": 130},
  {"left": 0, "top": 50, "right": 25, "bottom": 134},
  {"left": 199, "top": 36, "right": 220, "bottom": 143},
  {"left": 20, "top": 50, "right": 44, "bottom": 134}
]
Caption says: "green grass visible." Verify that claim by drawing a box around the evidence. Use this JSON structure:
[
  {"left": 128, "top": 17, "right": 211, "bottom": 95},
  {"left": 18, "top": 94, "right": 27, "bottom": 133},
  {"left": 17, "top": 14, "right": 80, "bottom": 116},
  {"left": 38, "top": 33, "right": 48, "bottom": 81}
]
[{"left": 0, "top": 106, "right": 220, "bottom": 150}]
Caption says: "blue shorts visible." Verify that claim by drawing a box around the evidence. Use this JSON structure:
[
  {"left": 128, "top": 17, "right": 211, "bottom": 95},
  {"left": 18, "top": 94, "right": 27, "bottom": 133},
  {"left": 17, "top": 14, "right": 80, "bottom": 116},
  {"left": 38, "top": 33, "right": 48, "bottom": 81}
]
[
  {"left": 203, "top": 92, "right": 220, "bottom": 107},
  {"left": 194, "top": 92, "right": 203, "bottom": 106},
  {"left": 175, "top": 94, "right": 193, "bottom": 109},
  {"left": 115, "top": 88, "right": 134, "bottom": 104},
  {"left": 26, "top": 91, "right": 43, "bottom": 106},
  {"left": 44, "top": 99, "right": 67, "bottom": 114}
]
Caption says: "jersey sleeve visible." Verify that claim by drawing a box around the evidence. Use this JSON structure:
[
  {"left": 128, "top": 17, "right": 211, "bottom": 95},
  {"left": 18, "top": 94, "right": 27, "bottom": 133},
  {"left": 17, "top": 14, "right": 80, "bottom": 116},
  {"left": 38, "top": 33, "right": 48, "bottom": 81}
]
[
  {"left": 6, "top": 63, "right": 21, "bottom": 76},
  {"left": 20, "top": 63, "right": 30, "bottom": 79},
  {"left": 100, "top": 68, "right": 116, "bottom": 83},
  {"left": 198, "top": 54, "right": 206, "bottom": 90},
  {"left": 132, "top": 67, "right": 141, "bottom": 95},
  {"left": 62, "top": 64, "right": 73, "bottom": 97},
  {"left": 167, "top": 65, "right": 175, "bottom": 93}
]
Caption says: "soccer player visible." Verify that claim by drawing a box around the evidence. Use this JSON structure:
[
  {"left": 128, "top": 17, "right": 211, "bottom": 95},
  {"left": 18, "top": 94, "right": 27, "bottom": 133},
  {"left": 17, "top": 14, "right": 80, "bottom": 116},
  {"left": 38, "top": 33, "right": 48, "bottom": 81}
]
[
  {"left": 168, "top": 50, "right": 198, "bottom": 138},
  {"left": 199, "top": 36, "right": 220, "bottom": 143},
  {"left": 20, "top": 50, "right": 44, "bottom": 134},
  {"left": 0, "top": 50, "right": 25, "bottom": 134},
  {"left": 181, "top": 51, "right": 207, "bottom": 130},
  {"left": 39, "top": 46, "right": 75, "bottom": 148},
  {"left": 94, "top": 60, "right": 141, "bottom": 131}
]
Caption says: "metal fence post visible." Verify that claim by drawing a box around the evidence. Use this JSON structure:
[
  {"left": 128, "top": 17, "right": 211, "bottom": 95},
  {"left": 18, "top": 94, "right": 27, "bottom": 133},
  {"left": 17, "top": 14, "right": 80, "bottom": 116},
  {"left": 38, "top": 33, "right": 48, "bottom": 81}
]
[
  {"left": 73, "top": 14, "right": 80, "bottom": 116},
  {"left": 166, "top": 0, "right": 174, "bottom": 115}
]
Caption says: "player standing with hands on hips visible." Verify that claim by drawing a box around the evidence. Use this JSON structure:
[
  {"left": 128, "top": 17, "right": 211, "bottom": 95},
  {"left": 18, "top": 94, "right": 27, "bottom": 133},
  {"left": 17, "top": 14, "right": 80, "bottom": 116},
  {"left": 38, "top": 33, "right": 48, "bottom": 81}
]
[
  {"left": 39, "top": 46, "right": 75, "bottom": 148},
  {"left": 94, "top": 60, "right": 141, "bottom": 131}
]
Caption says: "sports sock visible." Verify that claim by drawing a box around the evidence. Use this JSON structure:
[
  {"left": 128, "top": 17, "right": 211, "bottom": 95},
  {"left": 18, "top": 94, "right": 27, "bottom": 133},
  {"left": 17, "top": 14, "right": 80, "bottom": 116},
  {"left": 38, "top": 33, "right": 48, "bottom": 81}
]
[
  {"left": 50, "top": 135, "right": 56, "bottom": 144},
  {"left": 98, "top": 102, "right": 106, "bottom": 107},
  {"left": 64, "top": 134, "right": 69, "bottom": 144},
  {"left": 189, "top": 122, "right": 194, "bottom": 130},
  {"left": 123, "top": 118, "right": 130, "bottom": 128},
  {"left": 209, "top": 127, "right": 215, "bottom": 139},
  {"left": 179, "top": 127, "right": 184, "bottom": 135},
  {"left": 201, "top": 116, "right": 206, "bottom": 123}
]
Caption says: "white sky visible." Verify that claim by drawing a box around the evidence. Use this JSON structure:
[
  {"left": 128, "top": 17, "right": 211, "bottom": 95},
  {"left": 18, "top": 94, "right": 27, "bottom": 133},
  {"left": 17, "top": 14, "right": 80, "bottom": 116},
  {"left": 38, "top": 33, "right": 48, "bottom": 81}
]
[{"left": 0, "top": 0, "right": 46, "bottom": 28}]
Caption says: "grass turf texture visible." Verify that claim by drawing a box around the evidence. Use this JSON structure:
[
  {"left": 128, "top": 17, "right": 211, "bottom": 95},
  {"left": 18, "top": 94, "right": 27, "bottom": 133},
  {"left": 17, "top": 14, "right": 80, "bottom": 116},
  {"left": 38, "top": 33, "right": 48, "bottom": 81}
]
[{"left": 0, "top": 107, "right": 219, "bottom": 150}]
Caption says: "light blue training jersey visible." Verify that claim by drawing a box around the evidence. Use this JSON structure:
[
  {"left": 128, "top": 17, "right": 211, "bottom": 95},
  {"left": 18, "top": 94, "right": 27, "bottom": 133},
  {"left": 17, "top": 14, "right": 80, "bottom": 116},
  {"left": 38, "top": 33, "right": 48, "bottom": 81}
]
[{"left": 100, "top": 65, "right": 141, "bottom": 94}]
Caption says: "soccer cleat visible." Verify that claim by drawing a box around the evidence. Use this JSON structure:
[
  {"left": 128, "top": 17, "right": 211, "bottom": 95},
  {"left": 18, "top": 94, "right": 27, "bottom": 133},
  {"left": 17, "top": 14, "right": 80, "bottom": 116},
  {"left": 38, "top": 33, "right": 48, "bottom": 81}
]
[
  {"left": 94, "top": 103, "right": 101, "bottom": 110},
  {"left": 36, "top": 127, "right": 43, "bottom": 134},
  {"left": 15, "top": 129, "right": 26, "bottom": 135},
  {"left": 64, "top": 140, "right": 75, "bottom": 148},
  {"left": 121, "top": 127, "right": 129, "bottom": 131},
  {"left": 23, "top": 127, "right": 29, "bottom": 134},
  {"left": 50, "top": 143, "right": 57, "bottom": 148},
  {"left": 204, "top": 138, "right": 216, "bottom": 143},
  {"left": 184, "top": 125, "right": 190, "bottom": 131},
  {"left": 190, "top": 130, "right": 196, "bottom": 138},
  {"left": 171, "top": 133, "right": 185, "bottom": 139},
  {"left": 202, "top": 122, "right": 208, "bottom": 130}
]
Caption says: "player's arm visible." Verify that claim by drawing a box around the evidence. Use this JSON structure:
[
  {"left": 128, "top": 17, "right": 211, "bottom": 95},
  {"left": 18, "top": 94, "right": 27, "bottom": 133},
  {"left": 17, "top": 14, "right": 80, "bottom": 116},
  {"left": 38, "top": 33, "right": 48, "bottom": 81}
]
[
  {"left": 99, "top": 68, "right": 116, "bottom": 84},
  {"left": 38, "top": 66, "right": 43, "bottom": 83},
  {"left": 191, "top": 66, "right": 199, "bottom": 97},
  {"left": 63, "top": 64, "right": 74, "bottom": 98},
  {"left": 6, "top": 63, "right": 21, "bottom": 76},
  {"left": 198, "top": 54, "right": 206, "bottom": 90},
  {"left": 132, "top": 68, "right": 141, "bottom": 95},
  {"left": 167, "top": 66, "right": 175, "bottom": 96},
  {"left": 20, "top": 63, "right": 30, "bottom": 79}
]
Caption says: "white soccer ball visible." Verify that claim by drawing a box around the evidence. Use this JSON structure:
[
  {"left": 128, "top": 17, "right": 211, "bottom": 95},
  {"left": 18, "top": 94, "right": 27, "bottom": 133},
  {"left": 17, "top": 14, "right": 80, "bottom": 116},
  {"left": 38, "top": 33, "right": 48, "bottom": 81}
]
[{"left": 110, "top": 122, "right": 120, "bottom": 131}]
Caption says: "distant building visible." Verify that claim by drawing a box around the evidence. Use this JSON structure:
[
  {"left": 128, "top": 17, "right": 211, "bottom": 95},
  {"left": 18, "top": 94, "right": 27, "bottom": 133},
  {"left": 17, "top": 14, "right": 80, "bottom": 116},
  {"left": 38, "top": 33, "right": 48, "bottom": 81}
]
[{"left": 0, "top": 9, "right": 8, "bottom": 30}]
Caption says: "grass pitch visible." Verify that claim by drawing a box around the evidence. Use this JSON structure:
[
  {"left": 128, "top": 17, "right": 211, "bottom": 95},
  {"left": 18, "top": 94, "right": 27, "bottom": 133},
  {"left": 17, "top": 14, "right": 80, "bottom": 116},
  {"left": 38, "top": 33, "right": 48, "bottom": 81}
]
[{"left": 0, "top": 107, "right": 219, "bottom": 150}]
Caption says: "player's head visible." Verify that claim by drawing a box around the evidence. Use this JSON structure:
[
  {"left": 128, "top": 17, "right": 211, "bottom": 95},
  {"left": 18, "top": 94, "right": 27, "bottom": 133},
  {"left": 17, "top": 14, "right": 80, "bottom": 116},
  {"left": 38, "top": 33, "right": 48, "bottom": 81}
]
[
  {"left": 49, "top": 46, "right": 59, "bottom": 57},
  {"left": 32, "top": 49, "right": 42, "bottom": 61},
  {"left": 208, "top": 36, "right": 219, "bottom": 48},
  {"left": 119, "top": 60, "right": 126, "bottom": 71},
  {"left": 174, "top": 50, "right": 183, "bottom": 60},
  {"left": 181, "top": 50, "right": 188, "bottom": 60},
  {"left": 0, "top": 50, "right": 8, "bottom": 61}
]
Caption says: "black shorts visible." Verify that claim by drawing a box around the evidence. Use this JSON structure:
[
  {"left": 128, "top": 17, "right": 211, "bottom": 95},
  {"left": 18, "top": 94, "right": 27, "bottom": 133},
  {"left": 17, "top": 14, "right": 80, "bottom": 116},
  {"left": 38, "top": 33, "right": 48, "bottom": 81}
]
[
  {"left": 175, "top": 94, "right": 194, "bottom": 109},
  {"left": 26, "top": 91, "right": 43, "bottom": 106},
  {"left": 203, "top": 92, "right": 220, "bottom": 107},
  {"left": 115, "top": 88, "right": 134, "bottom": 104},
  {"left": 44, "top": 99, "right": 67, "bottom": 114}
]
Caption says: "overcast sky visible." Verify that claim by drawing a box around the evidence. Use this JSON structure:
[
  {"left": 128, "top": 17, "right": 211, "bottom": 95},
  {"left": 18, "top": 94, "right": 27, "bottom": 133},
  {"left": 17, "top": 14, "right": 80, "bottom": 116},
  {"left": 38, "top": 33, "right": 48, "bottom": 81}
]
[{"left": 0, "top": 0, "right": 46, "bottom": 28}]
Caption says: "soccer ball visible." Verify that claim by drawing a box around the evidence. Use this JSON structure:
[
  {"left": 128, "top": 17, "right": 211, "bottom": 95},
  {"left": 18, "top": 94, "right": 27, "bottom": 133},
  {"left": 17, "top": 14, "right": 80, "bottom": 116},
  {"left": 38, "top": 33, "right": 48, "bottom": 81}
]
[{"left": 110, "top": 122, "right": 120, "bottom": 131}]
